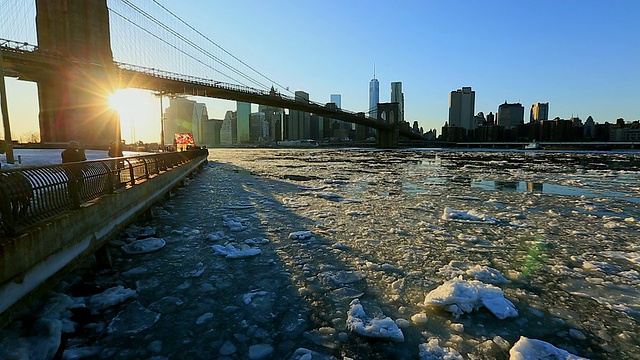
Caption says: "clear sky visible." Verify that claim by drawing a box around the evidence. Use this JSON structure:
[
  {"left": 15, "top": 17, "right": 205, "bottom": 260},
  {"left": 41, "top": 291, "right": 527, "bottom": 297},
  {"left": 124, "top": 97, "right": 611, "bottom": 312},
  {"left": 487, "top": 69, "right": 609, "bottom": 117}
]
[{"left": 2, "top": 0, "right": 639, "bottom": 143}]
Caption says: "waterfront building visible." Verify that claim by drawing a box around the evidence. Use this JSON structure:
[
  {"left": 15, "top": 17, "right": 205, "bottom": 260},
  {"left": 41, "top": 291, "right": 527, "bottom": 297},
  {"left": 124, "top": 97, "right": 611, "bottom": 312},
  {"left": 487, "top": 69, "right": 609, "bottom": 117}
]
[
  {"left": 369, "top": 72, "right": 379, "bottom": 119},
  {"left": 486, "top": 112, "right": 495, "bottom": 126},
  {"left": 192, "top": 103, "right": 208, "bottom": 146},
  {"left": 220, "top": 110, "right": 237, "bottom": 145},
  {"left": 202, "top": 118, "right": 223, "bottom": 146},
  {"left": 236, "top": 102, "right": 251, "bottom": 144},
  {"left": 530, "top": 102, "right": 549, "bottom": 123},
  {"left": 286, "top": 91, "right": 310, "bottom": 140},
  {"left": 497, "top": 102, "right": 524, "bottom": 129},
  {"left": 448, "top": 87, "right": 475, "bottom": 130},
  {"left": 163, "top": 97, "right": 210, "bottom": 146},
  {"left": 390, "top": 82, "right": 404, "bottom": 123},
  {"left": 584, "top": 116, "right": 595, "bottom": 140},
  {"left": 258, "top": 104, "right": 284, "bottom": 142},
  {"left": 330, "top": 94, "right": 342, "bottom": 109},
  {"left": 249, "top": 112, "right": 268, "bottom": 143}
]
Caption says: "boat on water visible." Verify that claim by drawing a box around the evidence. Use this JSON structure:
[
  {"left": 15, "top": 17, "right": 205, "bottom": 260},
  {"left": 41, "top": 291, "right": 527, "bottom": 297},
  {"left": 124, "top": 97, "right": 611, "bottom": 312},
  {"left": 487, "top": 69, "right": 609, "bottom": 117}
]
[
  {"left": 524, "top": 141, "right": 542, "bottom": 150},
  {"left": 276, "top": 139, "right": 319, "bottom": 148}
]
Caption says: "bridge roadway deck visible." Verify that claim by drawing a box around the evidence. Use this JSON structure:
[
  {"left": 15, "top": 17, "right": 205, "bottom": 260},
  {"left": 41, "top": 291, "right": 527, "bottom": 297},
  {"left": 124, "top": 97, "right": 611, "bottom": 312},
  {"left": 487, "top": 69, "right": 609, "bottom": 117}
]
[
  {"left": 0, "top": 150, "right": 208, "bottom": 326},
  {"left": 1, "top": 42, "right": 424, "bottom": 142}
]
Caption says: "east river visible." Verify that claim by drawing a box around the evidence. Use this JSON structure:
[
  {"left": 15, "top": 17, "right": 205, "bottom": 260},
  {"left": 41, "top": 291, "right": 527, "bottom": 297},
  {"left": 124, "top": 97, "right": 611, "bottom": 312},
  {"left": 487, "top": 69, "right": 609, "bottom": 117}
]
[{"left": 1, "top": 148, "right": 639, "bottom": 359}]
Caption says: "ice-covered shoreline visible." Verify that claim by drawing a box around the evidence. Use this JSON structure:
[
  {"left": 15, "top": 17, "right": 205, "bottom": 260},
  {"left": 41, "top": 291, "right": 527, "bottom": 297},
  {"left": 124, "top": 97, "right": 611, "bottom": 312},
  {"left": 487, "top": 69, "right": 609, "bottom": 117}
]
[{"left": 1, "top": 149, "right": 638, "bottom": 359}]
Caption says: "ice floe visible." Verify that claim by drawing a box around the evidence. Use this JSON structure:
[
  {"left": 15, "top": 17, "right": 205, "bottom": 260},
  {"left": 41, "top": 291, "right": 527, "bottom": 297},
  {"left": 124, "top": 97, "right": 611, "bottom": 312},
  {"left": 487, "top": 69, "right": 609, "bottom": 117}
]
[
  {"left": 212, "top": 244, "right": 262, "bottom": 259},
  {"left": 88, "top": 286, "right": 136, "bottom": 313},
  {"left": 346, "top": 299, "right": 404, "bottom": 342},
  {"left": 418, "top": 338, "right": 463, "bottom": 360},
  {"left": 509, "top": 336, "right": 588, "bottom": 360},
  {"left": 423, "top": 277, "right": 518, "bottom": 319},
  {"left": 442, "top": 207, "right": 501, "bottom": 224},
  {"left": 289, "top": 230, "right": 314, "bottom": 240},
  {"left": 120, "top": 237, "right": 166, "bottom": 254}
]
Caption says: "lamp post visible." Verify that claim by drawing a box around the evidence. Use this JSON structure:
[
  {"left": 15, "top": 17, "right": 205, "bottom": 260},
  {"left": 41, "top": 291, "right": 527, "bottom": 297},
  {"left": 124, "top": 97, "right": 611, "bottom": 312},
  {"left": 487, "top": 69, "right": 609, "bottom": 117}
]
[
  {"left": 0, "top": 48, "right": 15, "bottom": 164},
  {"left": 158, "top": 91, "right": 165, "bottom": 151}
]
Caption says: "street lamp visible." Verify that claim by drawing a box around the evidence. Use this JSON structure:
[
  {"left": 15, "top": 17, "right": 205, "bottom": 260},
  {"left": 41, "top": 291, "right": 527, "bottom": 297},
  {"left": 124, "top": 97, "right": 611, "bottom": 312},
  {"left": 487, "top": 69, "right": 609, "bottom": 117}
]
[{"left": 0, "top": 48, "right": 15, "bottom": 164}]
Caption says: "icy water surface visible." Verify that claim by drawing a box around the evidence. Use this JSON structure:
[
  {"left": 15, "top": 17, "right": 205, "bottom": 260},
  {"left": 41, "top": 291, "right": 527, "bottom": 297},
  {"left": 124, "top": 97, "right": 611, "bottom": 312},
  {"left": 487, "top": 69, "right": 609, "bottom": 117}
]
[{"left": 1, "top": 149, "right": 639, "bottom": 359}]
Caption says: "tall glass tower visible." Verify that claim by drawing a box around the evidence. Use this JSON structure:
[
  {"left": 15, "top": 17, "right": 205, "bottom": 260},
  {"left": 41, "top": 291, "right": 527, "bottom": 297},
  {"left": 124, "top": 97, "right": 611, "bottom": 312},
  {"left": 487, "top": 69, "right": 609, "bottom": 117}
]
[
  {"left": 330, "top": 94, "right": 342, "bottom": 109},
  {"left": 369, "top": 67, "right": 379, "bottom": 119}
]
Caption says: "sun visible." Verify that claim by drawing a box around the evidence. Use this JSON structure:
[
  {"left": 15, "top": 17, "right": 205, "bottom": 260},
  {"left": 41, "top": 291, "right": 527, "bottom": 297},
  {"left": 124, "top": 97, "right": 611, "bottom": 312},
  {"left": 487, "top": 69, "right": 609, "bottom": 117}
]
[
  {"left": 108, "top": 88, "right": 161, "bottom": 143},
  {"left": 109, "top": 89, "right": 136, "bottom": 114}
]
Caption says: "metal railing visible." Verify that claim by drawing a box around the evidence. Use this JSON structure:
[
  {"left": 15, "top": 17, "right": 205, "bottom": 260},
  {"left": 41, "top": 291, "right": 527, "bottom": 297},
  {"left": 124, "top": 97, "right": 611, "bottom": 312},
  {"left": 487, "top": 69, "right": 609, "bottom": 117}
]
[{"left": 0, "top": 149, "right": 208, "bottom": 236}]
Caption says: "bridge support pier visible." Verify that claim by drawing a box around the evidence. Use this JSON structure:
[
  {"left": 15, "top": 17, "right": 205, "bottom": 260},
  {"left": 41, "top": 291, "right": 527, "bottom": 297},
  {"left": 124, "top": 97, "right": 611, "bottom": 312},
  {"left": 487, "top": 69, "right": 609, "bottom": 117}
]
[
  {"left": 377, "top": 128, "right": 400, "bottom": 149},
  {"left": 376, "top": 102, "right": 401, "bottom": 149},
  {"left": 35, "top": 0, "right": 120, "bottom": 147}
]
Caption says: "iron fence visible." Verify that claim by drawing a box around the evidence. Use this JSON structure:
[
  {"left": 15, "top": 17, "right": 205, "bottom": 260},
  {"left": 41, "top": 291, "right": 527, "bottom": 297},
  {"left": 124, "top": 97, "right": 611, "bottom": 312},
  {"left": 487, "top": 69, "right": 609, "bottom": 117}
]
[{"left": 0, "top": 149, "right": 208, "bottom": 236}]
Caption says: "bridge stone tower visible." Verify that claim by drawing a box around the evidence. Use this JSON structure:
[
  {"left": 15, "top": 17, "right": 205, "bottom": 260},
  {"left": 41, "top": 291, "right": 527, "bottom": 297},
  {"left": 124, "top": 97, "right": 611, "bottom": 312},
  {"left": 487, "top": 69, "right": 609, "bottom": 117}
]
[
  {"left": 376, "top": 102, "right": 400, "bottom": 148},
  {"left": 35, "top": 0, "right": 119, "bottom": 147}
]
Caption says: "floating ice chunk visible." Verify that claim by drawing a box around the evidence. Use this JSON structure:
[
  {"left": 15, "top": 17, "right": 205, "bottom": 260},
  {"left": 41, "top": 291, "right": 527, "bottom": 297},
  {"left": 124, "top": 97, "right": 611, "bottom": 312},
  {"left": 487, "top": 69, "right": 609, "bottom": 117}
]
[
  {"left": 423, "top": 277, "right": 517, "bottom": 319},
  {"left": 324, "top": 179, "right": 348, "bottom": 185},
  {"left": 602, "top": 251, "right": 640, "bottom": 264},
  {"left": 319, "top": 270, "right": 366, "bottom": 286},
  {"left": 243, "top": 290, "right": 268, "bottom": 304},
  {"left": 244, "top": 237, "right": 270, "bottom": 245},
  {"left": 289, "top": 231, "right": 314, "bottom": 240},
  {"left": 346, "top": 210, "right": 370, "bottom": 216},
  {"left": 222, "top": 215, "right": 249, "bottom": 232},
  {"left": 346, "top": 299, "right": 404, "bottom": 342},
  {"left": 121, "top": 237, "right": 166, "bottom": 255},
  {"left": 603, "top": 221, "right": 626, "bottom": 229},
  {"left": 449, "top": 195, "right": 483, "bottom": 201},
  {"left": 212, "top": 244, "right": 261, "bottom": 259},
  {"left": 316, "top": 192, "right": 344, "bottom": 202},
  {"left": 411, "top": 313, "right": 429, "bottom": 325},
  {"left": 248, "top": 344, "right": 274, "bottom": 359},
  {"left": 282, "top": 198, "right": 310, "bottom": 208},
  {"left": 466, "top": 265, "right": 511, "bottom": 284},
  {"left": 107, "top": 301, "right": 160, "bottom": 334},
  {"left": 509, "top": 336, "right": 588, "bottom": 360},
  {"left": 205, "top": 231, "right": 226, "bottom": 241},
  {"left": 196, "top": 312, "right": 214, "bottom": 325},
  {"left": 290, "top": 347, "right": 338, "bottom": 360},
  {"left": 478, "top": 285, "right": 519, "bottom": 320},
  {"left": 89, "top": 286, "right": 136, "bottom": 312},
  {"left": 184, "top": 262, "right": 206, "bottom": 278},
  {"left": 442, "top": 207, "right": 500, "bottom": 224},
  {"left": 418, "top": 338, "right": 463, "bottom": 360}
]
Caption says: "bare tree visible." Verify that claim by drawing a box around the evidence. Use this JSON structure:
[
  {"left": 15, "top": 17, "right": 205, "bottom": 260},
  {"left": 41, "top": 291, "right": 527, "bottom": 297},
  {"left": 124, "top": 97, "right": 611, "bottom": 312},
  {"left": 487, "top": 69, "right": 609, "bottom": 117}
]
[{"left": 20, "top": 132, "right": 40, "bottom": 144}]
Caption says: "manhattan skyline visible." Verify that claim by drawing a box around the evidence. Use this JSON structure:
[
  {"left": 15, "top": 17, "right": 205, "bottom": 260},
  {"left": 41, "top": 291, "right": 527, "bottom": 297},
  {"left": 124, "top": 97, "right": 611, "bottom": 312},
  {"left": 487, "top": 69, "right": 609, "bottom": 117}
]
[{"left": 2, "top": 0, "right": 639, "bottom": 143}]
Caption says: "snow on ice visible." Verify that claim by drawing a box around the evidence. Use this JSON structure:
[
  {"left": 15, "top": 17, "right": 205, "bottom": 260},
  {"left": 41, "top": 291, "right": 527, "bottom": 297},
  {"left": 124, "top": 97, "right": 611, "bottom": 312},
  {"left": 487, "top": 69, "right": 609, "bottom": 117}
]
[
  {"left": 423, "top": 277, "right": 518, "bottom": 319},
  {"left": 509, "top": 336, "right": 588, "bottom": 360},
  {"left": 212, "top": 244, "right": 262, "bottom": 259},
  {"left": 346, "top": 299, "right": 404, "bottom": 342}
]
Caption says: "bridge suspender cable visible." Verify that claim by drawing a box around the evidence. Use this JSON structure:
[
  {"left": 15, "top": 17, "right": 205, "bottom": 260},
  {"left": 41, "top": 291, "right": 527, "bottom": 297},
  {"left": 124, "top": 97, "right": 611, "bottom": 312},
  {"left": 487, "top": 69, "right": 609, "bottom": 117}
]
[{"left": 150, "top": 0, "right": 292, "bottom": 95}]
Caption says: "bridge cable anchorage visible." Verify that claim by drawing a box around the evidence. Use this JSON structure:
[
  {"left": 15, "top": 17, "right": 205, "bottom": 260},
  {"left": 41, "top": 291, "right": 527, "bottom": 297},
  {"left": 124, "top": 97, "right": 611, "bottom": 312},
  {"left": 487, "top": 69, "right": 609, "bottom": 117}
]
[
  {"left": 150, "top": 0, "right": 292, "bottom": 96},
  {"left": 111, "top": 0, "right": 275, "bottom": 91}
]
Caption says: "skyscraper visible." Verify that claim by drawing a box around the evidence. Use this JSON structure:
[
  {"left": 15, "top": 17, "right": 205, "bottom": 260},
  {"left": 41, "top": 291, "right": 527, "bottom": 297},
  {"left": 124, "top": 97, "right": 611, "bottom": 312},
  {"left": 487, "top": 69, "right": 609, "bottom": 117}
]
[
  {"left": 497, "top": 102, "right": 524, "bottom": 129},
  {"left": 330, "top": 94, "right": 342, "bottom": 109},
  {"left": 390, "top": 81, "right": 404, "bottom": 123},
  {"left": 448, "top": 87, "right": 475, "bottom": 129},
  {"left": 530, "top": 102, "right": 549, "bottom": 123},
  {"left": 286, "top": 91, "right": 310, "bottom": 140},
  {"left": 236, "top": 102, "right": 251, "bottom": 144},
  {"left": 369, "top": 68, "right": 379, "bottom": 119}
]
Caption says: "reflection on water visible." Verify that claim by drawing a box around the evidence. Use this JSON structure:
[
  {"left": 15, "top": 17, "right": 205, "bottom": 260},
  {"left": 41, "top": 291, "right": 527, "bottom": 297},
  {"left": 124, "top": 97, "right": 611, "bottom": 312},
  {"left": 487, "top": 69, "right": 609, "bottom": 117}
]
[{"left": 472, "top": 180, "right": 640, "bottom": 203}]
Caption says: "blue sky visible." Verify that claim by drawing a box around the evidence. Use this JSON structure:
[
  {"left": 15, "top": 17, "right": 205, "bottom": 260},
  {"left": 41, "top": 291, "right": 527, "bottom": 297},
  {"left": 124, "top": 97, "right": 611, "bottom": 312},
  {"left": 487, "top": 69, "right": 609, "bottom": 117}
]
[{"left": 2, "top": 0, "right": 639, "bottom": 143}]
